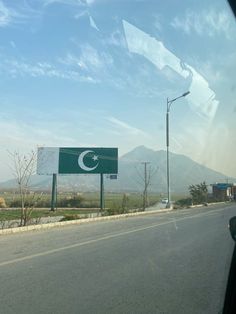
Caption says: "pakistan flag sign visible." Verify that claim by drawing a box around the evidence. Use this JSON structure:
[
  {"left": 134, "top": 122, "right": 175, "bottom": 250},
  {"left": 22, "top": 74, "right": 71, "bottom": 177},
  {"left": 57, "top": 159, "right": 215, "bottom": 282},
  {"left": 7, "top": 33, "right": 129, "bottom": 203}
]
[{"left": 37, "top": 147, "right": 118, "bottom": 175}]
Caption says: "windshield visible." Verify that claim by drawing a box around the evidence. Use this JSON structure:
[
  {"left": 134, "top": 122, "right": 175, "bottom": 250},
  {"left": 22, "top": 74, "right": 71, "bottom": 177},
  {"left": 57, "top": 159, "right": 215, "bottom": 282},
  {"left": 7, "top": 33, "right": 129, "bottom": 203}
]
[{"left": 0, "top": 0, "right": 236, "bottom": 313}]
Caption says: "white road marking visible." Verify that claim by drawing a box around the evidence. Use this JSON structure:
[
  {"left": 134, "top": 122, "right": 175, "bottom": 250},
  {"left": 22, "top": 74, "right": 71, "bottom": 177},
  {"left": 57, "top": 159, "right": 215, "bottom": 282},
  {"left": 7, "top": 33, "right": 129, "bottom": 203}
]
[
  {"left": 0, "top": 207, "right": 232, "bottom": 268},
  {"left": 172, "top": 219, "right": 178, "bottom": 230}
]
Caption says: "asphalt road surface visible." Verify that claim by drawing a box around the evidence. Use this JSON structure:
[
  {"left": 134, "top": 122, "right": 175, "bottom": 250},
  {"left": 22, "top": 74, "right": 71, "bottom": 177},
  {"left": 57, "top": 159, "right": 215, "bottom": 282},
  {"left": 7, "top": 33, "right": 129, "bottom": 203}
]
[{"left": 0, "top": 203, "right": 235, "bottom": 314}]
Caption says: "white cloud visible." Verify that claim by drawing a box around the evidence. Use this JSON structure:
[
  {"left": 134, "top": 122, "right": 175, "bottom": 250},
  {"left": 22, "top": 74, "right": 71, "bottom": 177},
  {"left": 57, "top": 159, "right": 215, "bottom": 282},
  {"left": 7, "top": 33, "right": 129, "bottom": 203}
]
[
  {"left": 42, "top": 0, "right": 95, "bottom": 7},
  {"left": 58, "top": 53, "right": 88, "bottom": 70},
  {"left": 1, "top": 58, "right": 97, "bottom": 83},
  {"left": 74, "top": 10, "right": 88, "bottom": 19},
  {"left": 107, "top": 116, "right": 148, "bottom": 137},
  {"left": 42, "top": 0, "right": 84, "bottom": 6},
  {"left": 0, "top": 1, "right": 11, "bottom": 26},
  {"left": 171, "top": 9, "right": 233, "bottom": 39},
  {"left": 89, "top": 15, "right": 99, "bottom": 31},
  {"left": 153, "top": 14, "right": 162, "bottom": 32},
  {"left": 82, "top": 45, "right": 109, "bottom": 69},
  {"left": 0, "top": 1, "right": 42, "bottom": 28},
  {"left": 0, "top": 118, "right": 83, "bottom": 149},
  {"left": 59, "top": 45, "right": 113, "bottom": 74},
  {"left": 0, "top": 1, "right": 22, "bottom": 27},
  {"left": 103, "top": 29, "right": 126, "bottom": 48}
]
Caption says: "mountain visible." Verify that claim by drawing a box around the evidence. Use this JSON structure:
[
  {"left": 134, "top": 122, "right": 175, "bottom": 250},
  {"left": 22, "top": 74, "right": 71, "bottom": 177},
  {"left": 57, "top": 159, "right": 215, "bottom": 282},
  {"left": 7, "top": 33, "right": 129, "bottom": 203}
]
[
  {"left": 109, "top": 146, "right": 234, "bottom": 193},
  {"left": 0, "top": 146, "right": 234, "bottom": 194}
]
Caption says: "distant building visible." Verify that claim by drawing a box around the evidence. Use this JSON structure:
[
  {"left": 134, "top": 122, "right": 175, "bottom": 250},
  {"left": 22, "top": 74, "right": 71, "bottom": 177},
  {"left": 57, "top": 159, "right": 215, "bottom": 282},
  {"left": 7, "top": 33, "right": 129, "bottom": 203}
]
[{"left": 211, "top": 183, "right": 236, "bottom": 201}]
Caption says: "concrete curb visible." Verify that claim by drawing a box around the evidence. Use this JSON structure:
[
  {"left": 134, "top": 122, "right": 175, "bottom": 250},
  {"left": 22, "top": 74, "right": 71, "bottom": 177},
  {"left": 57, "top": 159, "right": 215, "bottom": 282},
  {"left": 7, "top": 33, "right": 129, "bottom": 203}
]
[
  {"left": 189, "top": 201, "right": 227, "bottom": 208},
  {"left": 0, "top": 208, "right": 172, "bottom": 235}
]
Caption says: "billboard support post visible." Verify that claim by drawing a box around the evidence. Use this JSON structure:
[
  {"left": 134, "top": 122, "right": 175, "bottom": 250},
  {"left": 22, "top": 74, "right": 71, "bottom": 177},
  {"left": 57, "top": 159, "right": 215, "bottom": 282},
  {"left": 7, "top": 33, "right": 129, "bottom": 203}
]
[
  {"left": 51, "top": 173, "right": 57, "bottom": 211},
  {"left": 100, "top": 173, "right": 104, "bottom": 211}
]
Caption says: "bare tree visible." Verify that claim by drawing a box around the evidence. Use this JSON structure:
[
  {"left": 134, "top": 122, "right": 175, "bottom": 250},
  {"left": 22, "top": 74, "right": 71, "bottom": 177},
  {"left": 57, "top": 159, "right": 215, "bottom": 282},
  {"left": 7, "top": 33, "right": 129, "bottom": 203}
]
[
  {"left": 135, "top": 162, "right": 158, "bottom": 211},
  {"left": 9, "top": 150, "right": 42, "bottom": 226}
]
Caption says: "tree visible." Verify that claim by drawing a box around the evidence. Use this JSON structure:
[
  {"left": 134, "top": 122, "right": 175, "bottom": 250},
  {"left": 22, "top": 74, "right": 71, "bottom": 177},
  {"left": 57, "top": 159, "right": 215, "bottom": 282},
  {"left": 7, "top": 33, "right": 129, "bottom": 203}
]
[
  {"left": 135, "top": 162, "right": 158, "bottom": 211},
  {"left": 189, "top": 181, "right": 208, "bottom": 205},
  {"left": 121, "top": 193, "right": 129, "bottom": 213},
  {"left": 9, "top": 150, "right": 42, "bottom": 226}
]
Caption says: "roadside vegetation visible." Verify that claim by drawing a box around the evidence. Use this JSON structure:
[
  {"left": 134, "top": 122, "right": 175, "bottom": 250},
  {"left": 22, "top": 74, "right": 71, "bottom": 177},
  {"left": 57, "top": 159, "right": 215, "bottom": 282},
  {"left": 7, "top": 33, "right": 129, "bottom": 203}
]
[
  {"left": 0, "top": 191, "right": 160, "bottom": 223},
  {"left": 189, "top": 182, "right": 208, "bottom": 205},
  {"left": 8, "top": 150, "right": 41, "bottom": 226},
  {"left": 174, "top": 181, "right": 230, "bottom": 208},
  {"left": 0, "top": 181, "right": 229, "bottom": 227}
]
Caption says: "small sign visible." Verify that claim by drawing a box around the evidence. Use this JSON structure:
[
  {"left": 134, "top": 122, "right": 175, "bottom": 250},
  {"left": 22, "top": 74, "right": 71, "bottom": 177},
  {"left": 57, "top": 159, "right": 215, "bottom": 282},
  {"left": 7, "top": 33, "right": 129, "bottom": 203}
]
[
  {"left": 109, "top": 174, "right": 118, "bottom": 180},
  {"left": 216, "top": 183, "right": 232, "bottom": 190}
]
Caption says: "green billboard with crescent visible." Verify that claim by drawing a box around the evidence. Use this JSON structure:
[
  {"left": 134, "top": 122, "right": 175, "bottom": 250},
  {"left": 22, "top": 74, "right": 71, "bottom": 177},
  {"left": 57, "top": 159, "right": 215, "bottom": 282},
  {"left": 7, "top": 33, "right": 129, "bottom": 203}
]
[
  {"left": 59, "top": 147, "right": 118, "bottom": 174},
  {"left": 37, "top": 147, "right": 118, "bottom": 175}
]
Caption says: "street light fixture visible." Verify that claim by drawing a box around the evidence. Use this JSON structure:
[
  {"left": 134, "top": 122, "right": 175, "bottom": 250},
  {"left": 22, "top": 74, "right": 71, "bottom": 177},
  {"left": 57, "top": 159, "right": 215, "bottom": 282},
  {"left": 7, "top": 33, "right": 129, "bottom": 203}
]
[{"left": 166, "top": 91, "right": 190, "bottom": 208}]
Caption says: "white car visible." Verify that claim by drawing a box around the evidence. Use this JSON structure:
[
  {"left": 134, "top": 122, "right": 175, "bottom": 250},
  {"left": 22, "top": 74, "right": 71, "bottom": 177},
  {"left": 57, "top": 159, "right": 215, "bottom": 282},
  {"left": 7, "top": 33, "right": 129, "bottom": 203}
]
[{"left": 161, "top": 198, "right": 168, "bottom": 204}]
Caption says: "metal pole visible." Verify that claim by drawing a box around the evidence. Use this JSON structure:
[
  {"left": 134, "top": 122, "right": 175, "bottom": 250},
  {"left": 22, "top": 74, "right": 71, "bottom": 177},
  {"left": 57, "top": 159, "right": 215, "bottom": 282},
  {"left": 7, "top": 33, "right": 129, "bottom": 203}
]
[
  {"left": 141, "top": 161, "right": 150, "bottom": 210},
  {"left": 144, "top": 162, "right": 147, "bottom": 209},
  {"left": 100, "top": 173, "right": 104, "bottom": 211},
  {"left": 51, "top": 173, "right": 57, "bottom": 211},
  {"left": 166, "top": 99, "right": 171, "bottom": 208},
  {"left": 165, "top": 92, "right": 189, "bottom": 209}
]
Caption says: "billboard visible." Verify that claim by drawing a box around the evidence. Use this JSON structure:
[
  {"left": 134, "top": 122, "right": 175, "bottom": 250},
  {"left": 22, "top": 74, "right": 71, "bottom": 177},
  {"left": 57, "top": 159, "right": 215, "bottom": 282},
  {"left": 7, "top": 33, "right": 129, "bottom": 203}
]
[
  {"left": 37, "top": 147, "right": 118, "bottom": 175},
  {"left": 215, "top": 183, "right": 232, "bottom": 190}
]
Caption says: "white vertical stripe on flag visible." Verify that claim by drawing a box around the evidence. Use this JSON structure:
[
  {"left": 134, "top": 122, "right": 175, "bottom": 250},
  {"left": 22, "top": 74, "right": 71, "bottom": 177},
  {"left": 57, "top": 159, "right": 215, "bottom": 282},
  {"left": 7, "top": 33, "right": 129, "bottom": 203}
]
[{"left": 37, "top": 147, "right": 59, "bottom": 175}]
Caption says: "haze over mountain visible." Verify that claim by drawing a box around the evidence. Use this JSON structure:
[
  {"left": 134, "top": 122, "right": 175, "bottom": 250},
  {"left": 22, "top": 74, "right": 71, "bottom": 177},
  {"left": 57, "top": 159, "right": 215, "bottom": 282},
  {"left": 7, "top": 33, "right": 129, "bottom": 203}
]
[{"left": 0, "top": 146, "right": 233, "bottom": 194}]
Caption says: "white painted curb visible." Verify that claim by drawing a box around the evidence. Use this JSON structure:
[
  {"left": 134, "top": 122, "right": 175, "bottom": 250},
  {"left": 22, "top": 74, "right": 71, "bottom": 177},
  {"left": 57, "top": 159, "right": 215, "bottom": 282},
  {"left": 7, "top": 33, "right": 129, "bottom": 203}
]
[{"left": 189, "top": 201, "right": 227, "bottom": 208}]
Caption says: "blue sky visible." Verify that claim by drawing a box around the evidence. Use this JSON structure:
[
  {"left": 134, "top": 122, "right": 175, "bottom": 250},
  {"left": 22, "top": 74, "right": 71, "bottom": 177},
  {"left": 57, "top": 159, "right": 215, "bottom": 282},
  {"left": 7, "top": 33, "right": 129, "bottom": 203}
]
[{"left": 0, "top": 0, "right": 236, "bottom": 181}]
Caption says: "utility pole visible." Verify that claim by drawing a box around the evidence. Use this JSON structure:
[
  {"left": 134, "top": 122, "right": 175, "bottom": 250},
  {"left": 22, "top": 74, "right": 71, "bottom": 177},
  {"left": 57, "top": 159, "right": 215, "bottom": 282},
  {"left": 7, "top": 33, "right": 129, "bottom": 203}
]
[{"left": 141, "top": 162, "right": 150, "bottom": 210}]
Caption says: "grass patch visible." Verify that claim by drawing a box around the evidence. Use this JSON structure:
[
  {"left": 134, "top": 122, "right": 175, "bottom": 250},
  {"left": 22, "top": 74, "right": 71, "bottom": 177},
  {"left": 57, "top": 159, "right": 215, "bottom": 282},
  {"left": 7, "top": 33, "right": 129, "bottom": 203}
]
[
  {"left": 0, "top": 191, "right": 160, "bottom": 210},
  {"left": 0, "top": 191, "right": 162, "bottom": 222},
  {"left": 0, "top": 209, "right": 98, "bottom": 221}
]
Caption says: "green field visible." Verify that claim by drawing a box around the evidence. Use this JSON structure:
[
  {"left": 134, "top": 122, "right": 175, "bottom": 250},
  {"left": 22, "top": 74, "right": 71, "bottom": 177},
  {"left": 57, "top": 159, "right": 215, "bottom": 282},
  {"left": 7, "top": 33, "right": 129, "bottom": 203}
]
[
  {"left": 0, "top": 208, "right": 98, "bottom": 221},
  {"left": 0, "top": 191, "right": 161, "bottom": 221}
]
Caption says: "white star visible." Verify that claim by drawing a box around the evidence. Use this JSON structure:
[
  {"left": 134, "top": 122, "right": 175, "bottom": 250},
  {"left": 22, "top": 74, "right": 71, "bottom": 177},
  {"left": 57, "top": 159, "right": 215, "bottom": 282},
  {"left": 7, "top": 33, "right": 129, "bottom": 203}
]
[{"left": 92, "top": 155, "right": 98, "bottom": 161}]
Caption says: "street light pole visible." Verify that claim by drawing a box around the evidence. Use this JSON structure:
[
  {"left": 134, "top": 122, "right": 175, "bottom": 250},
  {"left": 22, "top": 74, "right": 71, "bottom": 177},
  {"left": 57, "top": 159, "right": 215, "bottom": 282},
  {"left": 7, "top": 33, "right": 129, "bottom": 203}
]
[
  {"left": 166, "top": 91, "right": 190, "bottom": 208},
  {"left": 166, "top": 99, "right": 170, "bottom": 208}
]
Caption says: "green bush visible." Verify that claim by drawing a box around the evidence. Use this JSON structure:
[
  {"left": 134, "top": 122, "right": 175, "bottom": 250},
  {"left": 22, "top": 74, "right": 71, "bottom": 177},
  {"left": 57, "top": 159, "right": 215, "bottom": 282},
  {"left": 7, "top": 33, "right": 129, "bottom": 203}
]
[
  {"left": 189, "top": 182, "right": 208, "bottom": 204},
  {"left": 80, "top": 201, "right": 99, "bottom": 208},
  {"left": 104, "top": 200, "right": 130, "bottom": 216},
  {"left": 57, "top": 195, "right": 84, "bottom": 208},
  {"left": 9, "top": 199, "right": 34, "bottom": 207},
  {"left": 35, "top": 199, "right": 51, "bottom": 207},
  {"left": 9, "top": 198, "right": 51, "bottom": 208},
  {"left": 175, "top": 198, "right": 192, "bottom": 207},
  {"left": 9, "top": 199, "right": 22, "bottom": 207}
]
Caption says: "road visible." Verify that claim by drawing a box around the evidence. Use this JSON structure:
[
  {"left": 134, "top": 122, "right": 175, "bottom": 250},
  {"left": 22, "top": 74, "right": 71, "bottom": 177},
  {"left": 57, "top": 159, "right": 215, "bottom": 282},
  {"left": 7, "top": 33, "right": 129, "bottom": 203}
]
[{"left": 0, "top": 203, "right": 235, "bottom": 314}]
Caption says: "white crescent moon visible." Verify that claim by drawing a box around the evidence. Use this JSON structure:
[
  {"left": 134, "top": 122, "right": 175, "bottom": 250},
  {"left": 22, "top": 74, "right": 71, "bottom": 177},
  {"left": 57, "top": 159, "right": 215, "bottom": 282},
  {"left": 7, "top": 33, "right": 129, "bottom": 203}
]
[{"left": 78, "top": 150, "right": 99, "bottom": 171}]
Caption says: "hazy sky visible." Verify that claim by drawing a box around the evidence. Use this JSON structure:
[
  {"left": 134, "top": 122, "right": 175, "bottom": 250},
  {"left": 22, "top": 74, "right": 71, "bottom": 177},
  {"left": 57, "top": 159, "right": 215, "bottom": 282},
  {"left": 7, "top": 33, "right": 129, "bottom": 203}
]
[{"left": 0, "top": 0, "right": 236, "bottom": 181}]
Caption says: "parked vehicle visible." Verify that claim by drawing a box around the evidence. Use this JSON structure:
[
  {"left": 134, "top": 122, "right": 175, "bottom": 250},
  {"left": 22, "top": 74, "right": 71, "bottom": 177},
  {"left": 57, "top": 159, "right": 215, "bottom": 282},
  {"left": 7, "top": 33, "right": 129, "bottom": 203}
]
[{"left": 161, "top": 198, "right": 168, "bottom": 204}]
